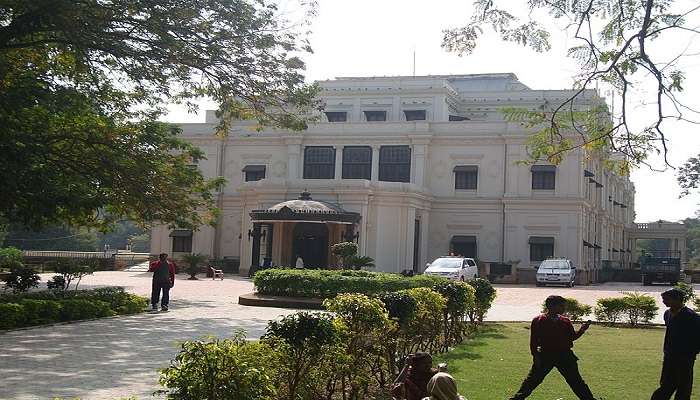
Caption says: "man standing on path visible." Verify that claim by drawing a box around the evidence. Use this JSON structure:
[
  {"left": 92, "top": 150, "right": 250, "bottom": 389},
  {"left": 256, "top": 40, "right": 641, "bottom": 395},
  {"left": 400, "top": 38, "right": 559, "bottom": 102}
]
[
  {"left": 650, "top": 288, "right": 700, "bottom": 400},
  {"left": 509, "top": 295, "right": 596, "bottom": 400},
  {"left": 148, "top": 253, "right": 176, "bottom": 312}
]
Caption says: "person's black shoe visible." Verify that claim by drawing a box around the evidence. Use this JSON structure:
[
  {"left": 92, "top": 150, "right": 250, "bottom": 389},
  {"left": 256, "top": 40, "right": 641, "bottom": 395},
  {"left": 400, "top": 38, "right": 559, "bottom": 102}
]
[{"left": 160, "top": 305, "right": 169, "bottom": 312}]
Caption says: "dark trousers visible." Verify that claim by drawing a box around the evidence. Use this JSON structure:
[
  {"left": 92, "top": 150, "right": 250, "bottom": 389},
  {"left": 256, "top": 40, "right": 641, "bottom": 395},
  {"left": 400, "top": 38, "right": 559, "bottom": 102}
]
[
  {"left": 151, "top": 280, "right": 170, "bottom": 307},
  {"left": 510, "top": 351, "right": 595, "bottom": 400},
  {"left": 650, "top": 357, "right": 695, "bottom": 400}
]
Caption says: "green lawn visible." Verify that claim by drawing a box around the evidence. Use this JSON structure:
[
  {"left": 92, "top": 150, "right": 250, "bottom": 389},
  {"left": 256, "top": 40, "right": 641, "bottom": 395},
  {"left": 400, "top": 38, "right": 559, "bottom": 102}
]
[{"left": 437, "top": 323, "right": 699, "bottom": 400}]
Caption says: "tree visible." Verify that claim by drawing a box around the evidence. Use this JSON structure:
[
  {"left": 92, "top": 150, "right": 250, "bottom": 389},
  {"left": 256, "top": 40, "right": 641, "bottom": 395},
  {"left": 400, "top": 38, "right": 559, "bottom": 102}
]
[
  {"left": 180, "top": 252, "right": 208, "bottom": 280},
  {"left": 443, "top": 0, "right": 700, "bottom": 172},
  {"left": 678, "top": 154, "right": 700, "bottom": 197},
  {"left": 0, "top": 0, "right": 318, "bottom": 230}
]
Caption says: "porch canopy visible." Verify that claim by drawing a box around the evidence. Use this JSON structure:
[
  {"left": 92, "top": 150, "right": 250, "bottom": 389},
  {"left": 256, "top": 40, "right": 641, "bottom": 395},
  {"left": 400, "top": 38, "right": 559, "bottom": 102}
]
[{"left": 249, "top": 190, "right": 361, "bottom": 224}]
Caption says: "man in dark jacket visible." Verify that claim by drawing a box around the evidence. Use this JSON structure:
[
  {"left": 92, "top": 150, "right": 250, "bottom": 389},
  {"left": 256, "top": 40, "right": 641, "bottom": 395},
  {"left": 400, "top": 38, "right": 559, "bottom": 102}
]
[
  {"left": 390, "top": 352, "right": 437, "bottom": 400},
  {"left": 510, "top": 295, "right": 595, "bottom": 400},
  {"left": 148, "top": 253, "right": 176, "bottom": 311},
  {"left": 650, "top": 288, "right": 700, "bottom": 400}
]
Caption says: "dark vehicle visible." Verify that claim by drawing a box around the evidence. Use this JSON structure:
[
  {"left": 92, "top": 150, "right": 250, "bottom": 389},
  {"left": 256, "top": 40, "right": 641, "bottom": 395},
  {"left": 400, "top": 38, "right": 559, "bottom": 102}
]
[{"left": 640, "top": 250, "right": 682, "bottom": 286}]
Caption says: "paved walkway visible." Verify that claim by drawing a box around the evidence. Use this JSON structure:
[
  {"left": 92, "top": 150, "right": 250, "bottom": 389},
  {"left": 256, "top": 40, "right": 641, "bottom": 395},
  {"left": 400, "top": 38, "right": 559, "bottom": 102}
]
[{"left": 0, "top": 272, "right": 695, "bottom": 399}]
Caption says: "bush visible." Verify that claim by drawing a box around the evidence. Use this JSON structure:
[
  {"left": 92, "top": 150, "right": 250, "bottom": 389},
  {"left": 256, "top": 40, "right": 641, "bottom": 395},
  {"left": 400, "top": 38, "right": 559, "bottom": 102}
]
[
  {"left": 621, "top": 292, "right": 658, "bottom": 326},
  {"left": 399, "top": 287, "right": 447, "bottom": 353},
  {"left": 48, "top": 259, "right": 94, "bottom": 290},
  {"left": 59, "top": 299, "right": 114, "bottom": 321},
  {"left": 376, "top": 291, "right": 417, "bottom": 327},
  {"left": 466, "top": 278, "right": 497, "bottom": 323},
  {"left": 0, "top": 303, "right": 25, "bottom": 329},
  {"left": 47, "top": 275, "right": 66, "bottom": 290},
  {"left": 432, "top": 280, "right": 476, "bottom": 346},
  {"left": 594, "top": 297, "right": 628, "bottom": 324},
  {"left": 0, "top": 247, "right": 23, "bottom": 270},
  {"left": 253, "top": 268, "right": 447, "bottom": 298},
  {"left": 694, "top": 297, "right": 700, "bottom": 312},
  {"left": 673, "top": 282, "right": 695, "bottom": 303},
  {"left": 4, "top": 265, "right": 40, "bottom": 293},
  {"left": 20, "top": 299, "right": 62, "bottom": 325},
  {"left": 159, "top": 334, "right": 278, "bottom": 400},
  {"left": 542, "top": 297, "right": 592, "bottom": 321}
]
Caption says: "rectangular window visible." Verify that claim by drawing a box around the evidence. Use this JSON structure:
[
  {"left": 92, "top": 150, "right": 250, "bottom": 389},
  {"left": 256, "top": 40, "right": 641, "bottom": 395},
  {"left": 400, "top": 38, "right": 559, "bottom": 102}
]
[
  {"left": 531, "top": 165, "right": 556, "bottom": 190},
  {"left": 529, "top": 237, "right": 554, "bottom": 261},
  {"left": 364, "top": 110, "right": 387, "bottom": 121},
  {"left": 449, "top": 115, "right": 469, "bottom": 121},
  {"left": 303, "top": 146, "right": 335, "bottom": 179},
  {"left": 379, "top": 145, "right": 411, "bottom": 182},
  {"left": 404, "top": 110, "right": 426, "bottom": 121},
  {"left": 454, "top": 165, "right": 478, "bottom": 190},
  {"left": 325, "top": 111, "right": 347, "bottom": 122},
  {"left": 242, "top": 165, "right": 266, "bottom": 182},
  {"left": 342, "top": 146, "right": 372, "bottom": 179},
  {"left": 170, "top": 230, "right": 193, "bottom": 253},
  {"left": 450, "top": 235, "right": 477, "bottom": 258}
]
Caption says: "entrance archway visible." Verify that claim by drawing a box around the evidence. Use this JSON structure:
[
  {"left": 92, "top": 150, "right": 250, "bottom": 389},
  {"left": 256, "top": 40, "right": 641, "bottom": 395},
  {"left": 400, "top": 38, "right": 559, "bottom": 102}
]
[{"left": 292, "top": 223, "right": 329, "bottom": 268}]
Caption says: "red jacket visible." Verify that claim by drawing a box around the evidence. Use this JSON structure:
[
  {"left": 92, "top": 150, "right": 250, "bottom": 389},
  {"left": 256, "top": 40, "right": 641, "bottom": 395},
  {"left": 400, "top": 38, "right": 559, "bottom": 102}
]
[
  {"left": 530, "top": 314, "right": 584, "bottom": 354},
  {"left": 149, "top": 259, "right": 176, "bottom": 286}
]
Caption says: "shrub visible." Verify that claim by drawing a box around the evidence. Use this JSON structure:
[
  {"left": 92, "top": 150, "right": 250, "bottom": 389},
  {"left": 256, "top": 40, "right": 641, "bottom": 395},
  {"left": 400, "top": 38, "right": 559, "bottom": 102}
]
[
  {"left": 48, "top": 259, "right": 94, "bottom": 290},
  {"left": 181, "top": 253, "right": 208, "bottom": 280},
  {"left": 20, "top": 299, "right": 62, "bottom": 325},
  {"left": 673, "top": 282, "right": 695, "bottom": 303},
  {"left": 376, "top": 291, "right": 417, "bottom": 327},
  {"left": 159, "top": 333, "right": 278, "bottom": 400},
  {"left": 466, "top": 278, "right": 497, "bottom": 323},
  {"left": 621, "top": 292, "right": 659, "bottom": 326},
  {"left": 542, "top": 297, "right": 592, "bottom": 321},
  {"left": 0, "top": 247, "right": 23, "bottom": 270},
  {"left": 331, "top": 241, "right": 358, "bottom": 268},
  {"left": 47, "top": 275, "right": 67, "bottom": 290},
  {"left": 59, "top": 299, "right": 114, "bottom": 321},
  {"left": 263, "top": 313, "right": 344, "bottom": 400},
  {"left": 594, "top": 297, "right": 628, "bottom": 324},
  {"left": 0, "top": 303, "right": 25, "bottom": 329},
  {"left": 4, "top": 265, "right": 40, "bottom": 293},
  {"left": 694, "top": 297, "right": 700, "bottom": 312},
  {"left": 253, "top": 268, "right": 447, "bottom": 298},
  {"left": 399, "top": 287, "right": 447, "bottom": 353},
  {"left": 432, "top": 280, "right": 476, "bottom": 346}
]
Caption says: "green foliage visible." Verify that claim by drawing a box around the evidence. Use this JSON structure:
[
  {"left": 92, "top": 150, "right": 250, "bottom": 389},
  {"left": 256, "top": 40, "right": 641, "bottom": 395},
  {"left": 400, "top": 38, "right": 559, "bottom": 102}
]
[
  {"left": 3, "top": 225, "right": 100, "bottom": 251},
  {"left": 48, "top": 259, "right": 95, "bottom": 290},
  {"left": 466, "top": 278, "right": 497, "bottom": 323},
  {"left": 324, "top": 293, "right": 390, "bottom": 333},
  {"left": 542, "top": 297, "right": 592, "bottom": 321},
  {"left": 159, "top": 334, "right": 278, "bottom": 400},
  {"left": 594, "top": 297, "right": 628, "bottom": 324},
  {"left": 0, "top": 246, "right": 23, "bottom": 269},
  {"left": 432, "top": 280, "right": 477, "bottom": 347},
  {"left": 331, "top": 241, "right": 358, "bottom": 269},
  {"left": 0, "top": 303, "right": 25, "bottom": 329},
  {"left": 59, "top": 299, "right": 114, "bottom": 321},
  {"left": 678, "top": 155, "right": 700, "bottom": 197},
  {"left": 694, "top": 297, "right": 700, "bottom": 312},
  {"left": 181, "top": 253, "right": 208, "bottom": 279},
  {"left": 46, "top": 275, "right": 67, "bottom": 291},
  {"left": 442, "top": 0, "right": 698, "bottom": 169},
  {"left": 0, "top": 0, "right": 318, "bottom": 229},
  {"left": 0, "top": 287, "right": 148, "bottom": 329},
  {"left": 673, "top": 282, "right": 695, "bottom": 304},
  {"left": 253, "top": 268, "right": 447, "bottom": 298},
  {"left": 399, "top": 287, "right": 447, "bottom": 353},
  {"left": 376, "top": 291, "right": 418, "bottom": 327},
  {"left": 621, "top": 292, "right": 659, "bottom": 327},
  {"left": 264, "top": 312, "right": 340, "bottom": 349},
  {"left": 345, "top": 255, "right": 376, "bottom": 270},
  {"left": 4, "top": 265, "right": 40, "bottom": 293}
]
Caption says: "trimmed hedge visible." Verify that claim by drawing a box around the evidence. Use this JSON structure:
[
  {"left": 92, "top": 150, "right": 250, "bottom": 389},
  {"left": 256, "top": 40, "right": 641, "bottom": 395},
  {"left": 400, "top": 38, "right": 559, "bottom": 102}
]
[
  {"left": 0, "top": 287, "right": 148, "bottom": 330},
  {"left": 253, "top": 269, "right": 448, "bottom": 298}
]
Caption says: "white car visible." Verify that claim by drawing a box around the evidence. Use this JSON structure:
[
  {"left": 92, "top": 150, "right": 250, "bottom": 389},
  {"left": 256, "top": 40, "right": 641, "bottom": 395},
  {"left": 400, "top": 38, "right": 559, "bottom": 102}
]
[
  {"left": 536, "top": 258, "right": 576, "bottom": 287},
  {"left": 424, "top": 257, "right": 479, "bottom": 282}
]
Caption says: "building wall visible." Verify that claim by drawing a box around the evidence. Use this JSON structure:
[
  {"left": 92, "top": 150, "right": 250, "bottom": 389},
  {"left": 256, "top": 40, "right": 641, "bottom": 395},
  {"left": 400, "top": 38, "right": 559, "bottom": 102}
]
[{"left": 150, "top": 74, "right": 636, "bottom": 281}]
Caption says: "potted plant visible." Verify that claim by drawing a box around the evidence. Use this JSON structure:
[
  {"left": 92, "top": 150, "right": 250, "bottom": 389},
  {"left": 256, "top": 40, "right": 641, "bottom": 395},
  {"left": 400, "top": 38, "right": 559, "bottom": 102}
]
[{"left": 181, "top": 253, "right": 208, "bottom": 280}]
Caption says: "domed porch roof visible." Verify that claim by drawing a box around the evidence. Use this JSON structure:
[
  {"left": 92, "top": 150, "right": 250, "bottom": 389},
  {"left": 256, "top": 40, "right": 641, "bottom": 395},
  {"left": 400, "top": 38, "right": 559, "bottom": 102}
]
[{"left": 249, "top": 191, "right": 361, "bottom": 224}]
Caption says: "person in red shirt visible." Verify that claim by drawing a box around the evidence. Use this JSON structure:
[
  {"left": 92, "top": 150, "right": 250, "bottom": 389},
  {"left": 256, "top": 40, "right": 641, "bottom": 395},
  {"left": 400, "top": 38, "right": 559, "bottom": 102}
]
[
  {"left": 148, "top": 253, "right": 176, "bottom": 311},
  {"left": 509, "top": 295, "right": 596, "bottom": 400}
]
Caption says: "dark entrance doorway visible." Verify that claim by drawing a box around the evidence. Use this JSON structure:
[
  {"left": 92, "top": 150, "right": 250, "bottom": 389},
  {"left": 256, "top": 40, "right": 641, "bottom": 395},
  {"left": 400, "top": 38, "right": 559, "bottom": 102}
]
[
  {"left": 292, "top": 223, "right": 329, "bottom": 268},
  {"left": 450, "top": 235, "right": 477, "bottom": 258}
]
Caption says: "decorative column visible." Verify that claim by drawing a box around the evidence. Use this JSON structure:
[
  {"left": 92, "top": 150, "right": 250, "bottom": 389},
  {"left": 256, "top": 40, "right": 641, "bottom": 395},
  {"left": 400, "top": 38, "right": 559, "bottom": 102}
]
[
  {"left": 334, "top": 145, "right": 343, "bottom": 180},
  {"left": 371, "top": 145, "right": 380, "bottom": 182},
  {"left": 249, "top": 223, "right": 262, "bottom": 275}
]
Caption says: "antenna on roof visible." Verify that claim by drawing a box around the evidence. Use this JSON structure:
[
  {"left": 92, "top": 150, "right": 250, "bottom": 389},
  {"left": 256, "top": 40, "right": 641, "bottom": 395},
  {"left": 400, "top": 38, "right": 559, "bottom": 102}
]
[{"left": 412, "top": 47, "right": 416, "bottom": 77}]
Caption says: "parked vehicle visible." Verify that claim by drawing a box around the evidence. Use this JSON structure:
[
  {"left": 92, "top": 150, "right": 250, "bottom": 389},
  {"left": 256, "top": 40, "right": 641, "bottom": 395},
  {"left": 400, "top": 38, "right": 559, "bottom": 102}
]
[
  {"left": 424, "top": 256, "right": 478, "bottom": 281},
  {"left": 640, "top": 250, "right": 682, "bottom": 286},
  {"left": 536, "top": 258, "right": 576, "bottom": 287}
]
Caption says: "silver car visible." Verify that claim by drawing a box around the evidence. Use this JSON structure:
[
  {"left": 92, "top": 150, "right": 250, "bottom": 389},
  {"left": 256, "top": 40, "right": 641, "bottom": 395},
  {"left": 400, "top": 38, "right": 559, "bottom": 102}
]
[{"left": 536, "top": 258, "right": 576, "bottom": 287}]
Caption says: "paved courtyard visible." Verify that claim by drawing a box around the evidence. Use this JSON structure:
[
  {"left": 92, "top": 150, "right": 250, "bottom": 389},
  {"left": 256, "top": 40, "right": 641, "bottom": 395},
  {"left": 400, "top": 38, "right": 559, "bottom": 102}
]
[{"left": 0, "top": 271, "right": 696, "bottom": 399}]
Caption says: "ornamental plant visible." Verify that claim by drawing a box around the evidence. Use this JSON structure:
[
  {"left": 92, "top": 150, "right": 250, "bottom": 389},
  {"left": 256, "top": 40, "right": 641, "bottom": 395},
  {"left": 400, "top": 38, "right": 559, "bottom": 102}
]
[
  {"left": 542, "top": 297, "right": 592, "bottom": 321},
  {"left": 331, "top": 241, "right": 358, "bottom": 269},
  {"left": 466, "top": 278, "right": 497, "bottom": 323},
  {"left": 594, "top": 297, "right": 628, "bottom": 325},
  {"left": 621, "top": 292, "right": 659, "bottom": 327},
  {"left": 4, "top": 265, "right": 40, "bottom": 294}
]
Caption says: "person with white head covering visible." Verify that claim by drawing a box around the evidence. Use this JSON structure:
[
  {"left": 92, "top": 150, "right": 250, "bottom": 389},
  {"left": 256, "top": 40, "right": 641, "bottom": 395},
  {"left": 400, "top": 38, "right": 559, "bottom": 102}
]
[{"left": 422, "top": 372, "right": 466, "bottom": 400}]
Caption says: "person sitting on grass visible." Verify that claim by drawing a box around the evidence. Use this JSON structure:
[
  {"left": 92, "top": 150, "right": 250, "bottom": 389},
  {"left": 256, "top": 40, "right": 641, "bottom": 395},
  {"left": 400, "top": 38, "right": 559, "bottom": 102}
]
[
  {"left": 422, "top": 372, "right": 466, "bottom": 400},
  {"left": 509, "top": 295, "right": 596, "bottom": 400},
  {"left": 391, "top": 352, "right": 438, "bottom": 400}
]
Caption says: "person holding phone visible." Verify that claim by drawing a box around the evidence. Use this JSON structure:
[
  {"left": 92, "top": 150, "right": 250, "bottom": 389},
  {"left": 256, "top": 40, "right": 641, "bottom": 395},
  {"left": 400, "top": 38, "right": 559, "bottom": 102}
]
[
  {"left": 509, "top": 295, "right": 596, "bottom": 400},
  {"left": 391, "top": 353, "right": 438, "bottom": 400}
]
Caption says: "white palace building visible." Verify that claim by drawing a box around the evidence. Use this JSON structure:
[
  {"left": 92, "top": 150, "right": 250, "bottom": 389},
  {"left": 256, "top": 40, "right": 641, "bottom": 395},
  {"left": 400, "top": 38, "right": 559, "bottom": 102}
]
[{"left": 150, "top": 73, "right": 646, "bottom": 284}]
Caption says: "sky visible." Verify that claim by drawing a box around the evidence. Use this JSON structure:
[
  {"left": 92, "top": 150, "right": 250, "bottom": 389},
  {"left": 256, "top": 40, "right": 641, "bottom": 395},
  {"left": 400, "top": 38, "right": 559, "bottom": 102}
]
[{"left": 166, "top": 0, "right": 700, "bottom": 223}]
